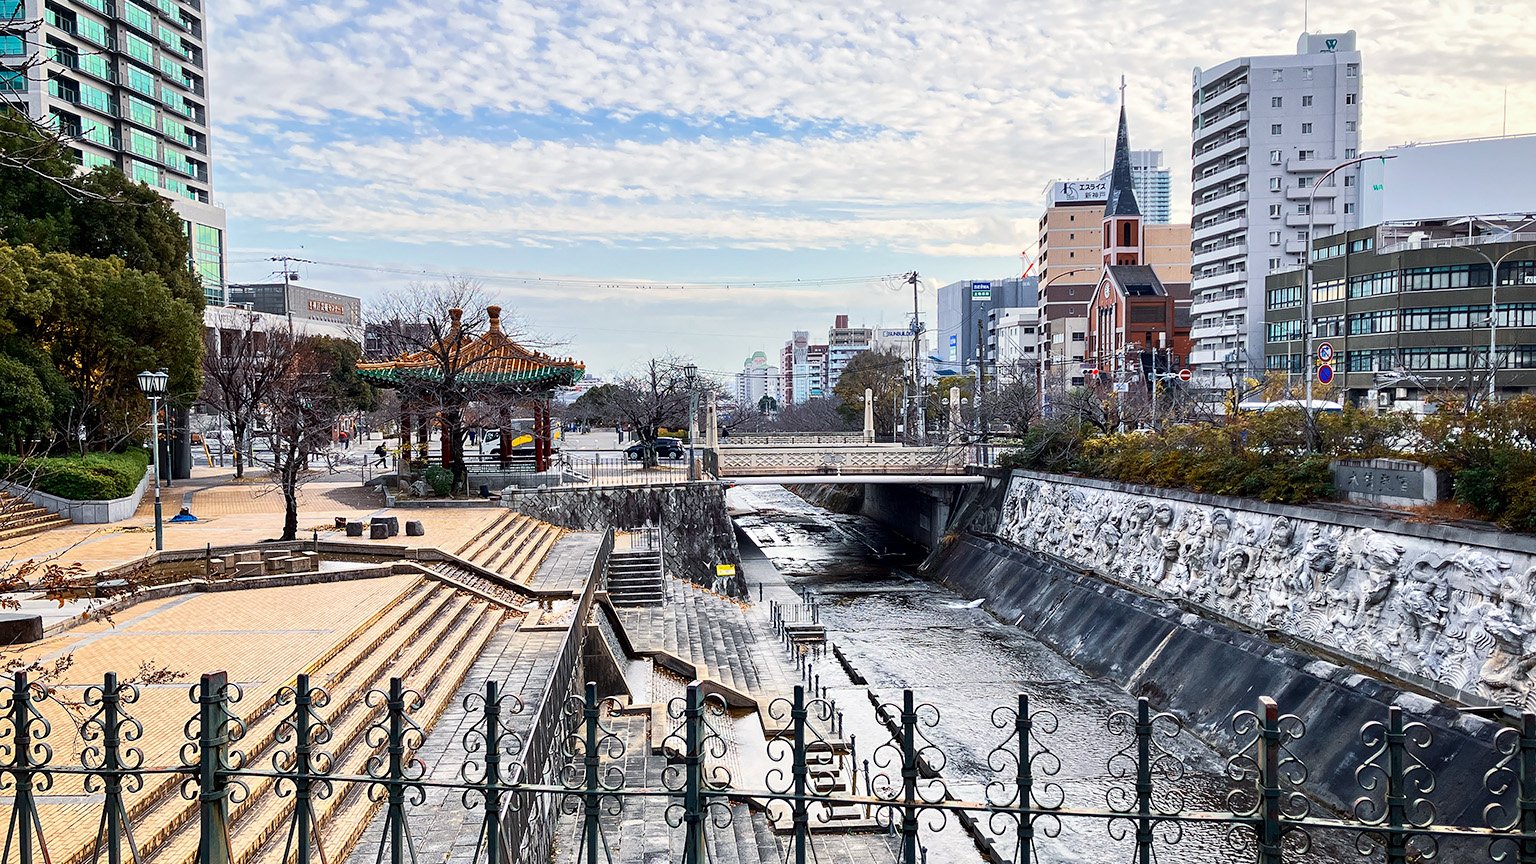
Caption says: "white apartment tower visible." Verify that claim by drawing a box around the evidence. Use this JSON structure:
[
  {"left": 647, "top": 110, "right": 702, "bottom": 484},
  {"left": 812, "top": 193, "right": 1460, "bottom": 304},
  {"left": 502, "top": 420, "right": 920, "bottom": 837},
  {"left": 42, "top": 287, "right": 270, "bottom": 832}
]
[
  {"left": 1, "top": 0, "right": 228, "bottom": 303},
  {"left": 1188, "top": 32, "right": 1362, "bottom": 374}
]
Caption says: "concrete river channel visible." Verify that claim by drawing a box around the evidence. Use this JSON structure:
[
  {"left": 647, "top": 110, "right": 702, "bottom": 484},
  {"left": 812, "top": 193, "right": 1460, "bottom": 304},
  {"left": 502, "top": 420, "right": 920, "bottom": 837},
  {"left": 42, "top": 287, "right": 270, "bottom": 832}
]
[{"left": 729, "top": 484, "right": 1361, "bottom": 863}]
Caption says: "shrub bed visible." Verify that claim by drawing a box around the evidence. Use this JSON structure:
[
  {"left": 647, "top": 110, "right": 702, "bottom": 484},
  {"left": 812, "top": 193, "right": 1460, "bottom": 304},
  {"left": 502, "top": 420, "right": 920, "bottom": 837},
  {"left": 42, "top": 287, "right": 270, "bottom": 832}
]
[{"left": 0, "top": 450, "right": 151, "bottom": 500}]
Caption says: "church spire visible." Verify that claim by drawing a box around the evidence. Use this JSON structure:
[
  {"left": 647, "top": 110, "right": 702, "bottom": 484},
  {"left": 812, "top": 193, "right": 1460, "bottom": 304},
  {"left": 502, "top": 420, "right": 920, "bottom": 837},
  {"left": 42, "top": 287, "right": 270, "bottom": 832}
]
[{"left": 1105, "top": 76, "right": 1141, "bottom": 218}]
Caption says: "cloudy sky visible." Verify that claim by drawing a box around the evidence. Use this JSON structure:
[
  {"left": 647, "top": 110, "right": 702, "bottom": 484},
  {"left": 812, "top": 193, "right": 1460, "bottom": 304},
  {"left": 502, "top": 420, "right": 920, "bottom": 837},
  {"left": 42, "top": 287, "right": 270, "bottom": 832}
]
[{"left": 213, "top": 0, "right": 1532, "bottom": 377}]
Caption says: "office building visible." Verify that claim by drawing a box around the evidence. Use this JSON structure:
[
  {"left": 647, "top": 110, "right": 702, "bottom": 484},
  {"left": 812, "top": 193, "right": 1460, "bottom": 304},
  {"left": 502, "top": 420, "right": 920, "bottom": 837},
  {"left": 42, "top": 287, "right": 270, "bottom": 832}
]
[
  {"left": 936, "top": 278, "right": 1038, "bottom": 374},
  {"left": 0, "top": 0, "right": 227, "bottom": 303},
  {"left": 988, "top": 307, "right": 1039, "bottom": 368},
  {"left": 1188, "top": 31, "right": 1363, "bottom": 376},
  {"left": 825, "top": 314, "right": 872, "bottom": 391},
  {"left": 780, "top": 331, "right": 809, "bottom": 405},
  {"left": 1263, "top": 218, "right": 1536, "bottom": 410},
  {"left": 1086, "top": 101, "right": 1192, "bottom": 375},
  {"left": 736, "top": 351, "right": 782, "bottom": 413},
  {"left": 1097, "top": 149, "right": 1172, "bottom": 224},
  {"left": 212, "top": 282, "right": 362, "bottom": 346}
]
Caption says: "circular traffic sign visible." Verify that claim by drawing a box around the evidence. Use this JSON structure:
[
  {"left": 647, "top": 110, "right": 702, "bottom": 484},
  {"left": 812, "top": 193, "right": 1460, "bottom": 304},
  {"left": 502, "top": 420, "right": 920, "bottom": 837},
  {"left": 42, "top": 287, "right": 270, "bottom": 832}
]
[
  {"left": 1318, "top": 342, "right": 1335, "bottom": 363},
  {"left": 1318, "top": 365, "right": 1334, "bottom": 385},
  {"left": 1178, "top": 368, "right": 1192, "bottom": 382}
]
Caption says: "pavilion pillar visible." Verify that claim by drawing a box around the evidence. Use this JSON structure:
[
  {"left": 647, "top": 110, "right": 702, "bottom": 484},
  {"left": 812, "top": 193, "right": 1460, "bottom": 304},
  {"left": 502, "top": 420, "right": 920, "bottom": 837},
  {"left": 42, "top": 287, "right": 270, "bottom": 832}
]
[
  {"left": 498, "top": 406, "right": 511, "bottom": 470},
  {"left": 534, "top": 400, "right": 551, "bottom": 472},
  {"left": 416, "top": 413, "right": 429, "bottom": 464}
]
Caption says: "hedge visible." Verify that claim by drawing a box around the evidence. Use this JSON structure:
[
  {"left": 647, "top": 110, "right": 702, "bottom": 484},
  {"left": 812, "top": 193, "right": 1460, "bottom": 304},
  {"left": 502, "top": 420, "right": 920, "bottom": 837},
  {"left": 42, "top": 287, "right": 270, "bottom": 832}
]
[{"left": 0, "top": 450, "right": 151, "bottom": 501}]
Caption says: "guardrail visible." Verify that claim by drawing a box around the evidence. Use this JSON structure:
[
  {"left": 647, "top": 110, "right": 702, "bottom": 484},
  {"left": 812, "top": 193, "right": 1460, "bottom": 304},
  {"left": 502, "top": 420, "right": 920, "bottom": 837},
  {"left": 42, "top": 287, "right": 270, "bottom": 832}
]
[{"left": 711, "top": 444, "right": 968, "bottom": 476}]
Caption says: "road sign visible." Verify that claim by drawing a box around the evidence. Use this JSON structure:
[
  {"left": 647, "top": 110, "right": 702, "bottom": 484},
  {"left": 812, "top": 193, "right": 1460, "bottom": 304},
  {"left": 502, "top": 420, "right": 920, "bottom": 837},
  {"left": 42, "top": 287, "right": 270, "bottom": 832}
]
[
  {"left": 1318, "top": 342, "right": 1334, "bottom": 363},
  {"left": 1178, "top": 368, "right": 1192, "bottom": 382},
  {"left": 716, "top": 564, "right": 737, "bottom": 578},
  {"left": 1318, "top": 365, "right": 1334, "bottom": 385},
  {"left": 1113, "top": 382, "right": 1130, "bottom": 393}
]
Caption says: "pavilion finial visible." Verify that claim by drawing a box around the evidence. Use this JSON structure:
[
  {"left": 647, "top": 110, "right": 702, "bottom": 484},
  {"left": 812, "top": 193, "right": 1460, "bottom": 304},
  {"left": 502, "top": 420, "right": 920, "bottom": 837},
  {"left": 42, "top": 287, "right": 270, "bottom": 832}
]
[{"left": 486, "top": 305, "right": 502, "bottom": 334}]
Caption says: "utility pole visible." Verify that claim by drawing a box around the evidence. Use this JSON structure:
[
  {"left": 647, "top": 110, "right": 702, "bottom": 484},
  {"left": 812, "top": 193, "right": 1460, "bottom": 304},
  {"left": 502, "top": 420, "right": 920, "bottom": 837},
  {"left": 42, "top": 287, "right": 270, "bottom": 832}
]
[
  {"left": 975, "top": 317, "right": 986, "bottom": 442},
  {"left": 905, "top": 271, "right": 925, "bottom": 445}
]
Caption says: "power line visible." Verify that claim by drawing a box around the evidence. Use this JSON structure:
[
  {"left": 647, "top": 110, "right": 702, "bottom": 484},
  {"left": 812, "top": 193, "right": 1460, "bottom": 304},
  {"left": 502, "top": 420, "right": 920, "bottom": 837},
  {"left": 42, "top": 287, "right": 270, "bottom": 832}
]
[{"left": 229, "top": 255, "right": 904, "bottom": 294}]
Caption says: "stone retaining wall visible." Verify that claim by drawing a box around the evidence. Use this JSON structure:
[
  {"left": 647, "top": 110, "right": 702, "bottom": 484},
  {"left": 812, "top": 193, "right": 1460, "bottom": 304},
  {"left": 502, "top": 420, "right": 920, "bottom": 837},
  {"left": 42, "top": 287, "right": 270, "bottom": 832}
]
[{"left": 996, "top": 470, "right": 1536, "bottom": 709}]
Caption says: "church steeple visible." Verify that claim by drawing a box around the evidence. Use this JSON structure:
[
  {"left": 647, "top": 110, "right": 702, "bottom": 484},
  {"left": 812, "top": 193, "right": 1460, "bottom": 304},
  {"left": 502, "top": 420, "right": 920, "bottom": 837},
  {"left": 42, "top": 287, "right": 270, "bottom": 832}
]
[{"left": 1105, "top": 79, "right": 1141, "bottom": 218}]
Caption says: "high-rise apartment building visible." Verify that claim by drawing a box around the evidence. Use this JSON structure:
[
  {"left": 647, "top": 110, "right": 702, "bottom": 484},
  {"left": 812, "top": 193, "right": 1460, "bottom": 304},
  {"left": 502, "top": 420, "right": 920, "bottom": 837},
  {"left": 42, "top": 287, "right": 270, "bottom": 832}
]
[
  {"left": 825, "top": 314, "right": 872, "bottom": 391},
  {"left": 1097, "top": 150, "right": 1172, "bottom": 224},
  {"left": 1, "top": 0, "right": 228, "bottom": 303},
  {"left": 1188, "top": 32, "right": 1363, "bottom": 375}
]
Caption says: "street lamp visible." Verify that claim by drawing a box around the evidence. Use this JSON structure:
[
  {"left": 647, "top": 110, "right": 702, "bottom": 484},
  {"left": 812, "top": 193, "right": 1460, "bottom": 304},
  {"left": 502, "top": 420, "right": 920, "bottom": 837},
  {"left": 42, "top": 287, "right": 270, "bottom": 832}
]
[
  {"left": 1303, "top": 155, "right": 1393, "bottom": 450},
  {"left": 136, "top": 368, "right": 169, "bottom": 550},
  {"left": 683, "top": 363, "right": 698, "bottom": 481},
  {"left": 1446, "top": 242, "right": 1536, "bottom": 403}
]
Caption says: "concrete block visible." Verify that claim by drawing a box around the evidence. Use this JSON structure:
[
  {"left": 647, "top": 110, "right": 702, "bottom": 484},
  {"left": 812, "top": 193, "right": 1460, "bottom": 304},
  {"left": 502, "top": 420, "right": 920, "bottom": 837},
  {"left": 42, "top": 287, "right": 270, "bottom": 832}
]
[
  {"left": 0, "top": 613, "right": 44, "bottom": 645},
  {"left": 369, "top": 522, "right": 389, "bottom": 540},
  {"left": 233, "top": 562, "right": 264, "bottom": 578},
  {"left": 406, "top": 520, "right": 425, "bottom": 537},
  {"left": 300, "top": 551, "right": 320, "bottom": 565},
  {"left": 207, "top": 557, "right": 225, "bottom": 572},
  {"left": 346, "top": 521, "right": 364, "bottom": 537},
  {"left": 236, "top": 550, "right": 263, "bottom": 564},
  {"left": 265, "top": 558, "right": 290, "bottom": 574},
  {"left": 334, "top": 516, "right": 348, "bottom": 529}
]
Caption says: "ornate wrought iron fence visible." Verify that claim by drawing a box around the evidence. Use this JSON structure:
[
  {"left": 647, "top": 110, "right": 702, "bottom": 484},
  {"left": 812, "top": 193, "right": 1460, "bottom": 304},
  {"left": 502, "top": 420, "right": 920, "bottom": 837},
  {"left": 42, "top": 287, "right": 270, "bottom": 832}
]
[{"left": 4, "top": 670, "right": 1536, "bottom": 864}]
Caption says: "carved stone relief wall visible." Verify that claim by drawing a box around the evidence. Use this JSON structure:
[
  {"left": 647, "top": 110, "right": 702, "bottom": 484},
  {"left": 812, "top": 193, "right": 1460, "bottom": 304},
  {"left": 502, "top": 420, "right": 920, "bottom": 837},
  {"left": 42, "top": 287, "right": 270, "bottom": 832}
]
[{"left": 996, "top": 472, "right": 1536, "bottom": 708}]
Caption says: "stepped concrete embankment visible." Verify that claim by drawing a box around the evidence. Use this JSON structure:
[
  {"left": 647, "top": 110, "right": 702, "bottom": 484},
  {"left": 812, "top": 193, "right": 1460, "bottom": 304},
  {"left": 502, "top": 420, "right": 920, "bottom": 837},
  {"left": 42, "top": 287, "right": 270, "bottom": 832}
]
[{"left": 932, "top": 533, "right": 1504, "bottom": 822}]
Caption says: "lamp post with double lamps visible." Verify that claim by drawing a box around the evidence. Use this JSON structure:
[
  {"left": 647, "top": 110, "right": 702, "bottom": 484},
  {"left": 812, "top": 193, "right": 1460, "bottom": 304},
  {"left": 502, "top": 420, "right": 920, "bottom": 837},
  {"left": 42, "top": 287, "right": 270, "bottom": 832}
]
[
  {"left": 684, "top": 363, "right": 698, "bottom": 481},
  {"left": 1446, "top": 242, "right": 1536, "bottom": 403},
  {"left": 1303, "top": 155, "right": 1393, "bottom": 451},
  {"left": 137, "top": 369, "right": 169, "bottom": 550}
]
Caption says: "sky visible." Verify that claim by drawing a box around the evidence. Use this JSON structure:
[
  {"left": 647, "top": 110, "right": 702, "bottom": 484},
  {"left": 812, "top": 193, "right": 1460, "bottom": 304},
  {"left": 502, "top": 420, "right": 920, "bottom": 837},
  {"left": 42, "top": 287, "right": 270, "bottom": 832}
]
[{"left": 211, "top": 0, "right": 1536, "bottom": 379}]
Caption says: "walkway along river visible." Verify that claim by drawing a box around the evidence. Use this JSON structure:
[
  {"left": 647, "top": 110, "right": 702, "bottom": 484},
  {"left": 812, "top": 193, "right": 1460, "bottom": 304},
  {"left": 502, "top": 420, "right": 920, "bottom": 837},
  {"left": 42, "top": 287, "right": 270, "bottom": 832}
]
[{"left": 729, "top": 484, "right": 1374, "bottom": 863}]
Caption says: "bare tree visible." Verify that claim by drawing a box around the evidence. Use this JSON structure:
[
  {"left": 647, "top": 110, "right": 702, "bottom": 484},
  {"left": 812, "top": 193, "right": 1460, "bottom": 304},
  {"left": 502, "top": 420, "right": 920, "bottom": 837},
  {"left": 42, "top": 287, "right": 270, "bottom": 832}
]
[
  {"left": 199, "top": 312, "right": 293, "bottom": 478},
  {"left": 248, "top": 335, "right": 345, "bottom": 541},
  {"left": 990, "top": 359, "right": 1042, "bottom": 437},
  {"left": 607, "top": 358, "right": 692, "bottom": 467}
]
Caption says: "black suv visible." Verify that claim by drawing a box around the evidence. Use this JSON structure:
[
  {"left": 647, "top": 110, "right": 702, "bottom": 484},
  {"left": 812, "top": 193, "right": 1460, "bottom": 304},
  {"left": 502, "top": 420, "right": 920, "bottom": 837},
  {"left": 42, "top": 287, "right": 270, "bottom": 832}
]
[{"left": 624, "top": 437, "right": 685, "bottom": 460}]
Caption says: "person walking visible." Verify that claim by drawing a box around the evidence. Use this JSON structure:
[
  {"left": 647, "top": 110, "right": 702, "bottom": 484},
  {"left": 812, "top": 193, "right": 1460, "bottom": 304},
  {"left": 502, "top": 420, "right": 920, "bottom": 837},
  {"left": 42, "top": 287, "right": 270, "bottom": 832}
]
[{"left": 374, "top": 443, "right": 387, "bottom": 467}]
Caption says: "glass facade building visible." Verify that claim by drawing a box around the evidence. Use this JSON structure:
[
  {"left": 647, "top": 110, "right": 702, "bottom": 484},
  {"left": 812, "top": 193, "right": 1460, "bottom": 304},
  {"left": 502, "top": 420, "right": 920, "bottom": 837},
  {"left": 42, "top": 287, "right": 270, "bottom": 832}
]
[{"left": 1, "top": 0, "right": 228, "bottom": 304}]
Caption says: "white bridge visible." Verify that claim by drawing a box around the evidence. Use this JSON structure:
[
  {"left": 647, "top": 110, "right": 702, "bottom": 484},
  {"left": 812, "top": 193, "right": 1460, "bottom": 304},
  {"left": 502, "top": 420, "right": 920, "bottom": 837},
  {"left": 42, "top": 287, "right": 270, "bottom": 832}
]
[{"left": 703, "top": 434, "right": 984, "bottom": 485}]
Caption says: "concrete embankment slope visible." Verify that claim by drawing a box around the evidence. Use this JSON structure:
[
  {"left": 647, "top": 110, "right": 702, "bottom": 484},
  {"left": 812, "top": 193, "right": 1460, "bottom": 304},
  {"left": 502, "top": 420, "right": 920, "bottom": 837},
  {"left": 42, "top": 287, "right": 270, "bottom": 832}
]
[{"left": 931, "top": 533, "right": 1504, "bottom": 823}]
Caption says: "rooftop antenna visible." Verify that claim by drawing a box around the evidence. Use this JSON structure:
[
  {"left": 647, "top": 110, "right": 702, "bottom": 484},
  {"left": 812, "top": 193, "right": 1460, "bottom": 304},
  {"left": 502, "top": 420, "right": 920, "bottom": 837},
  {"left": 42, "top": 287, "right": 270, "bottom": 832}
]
[
  {"left": 1303, "top": 0, "right": 1309, "bottom": 34},
  {"left": 1503, "top": 87, "right": 1509, "bottom": 137}
]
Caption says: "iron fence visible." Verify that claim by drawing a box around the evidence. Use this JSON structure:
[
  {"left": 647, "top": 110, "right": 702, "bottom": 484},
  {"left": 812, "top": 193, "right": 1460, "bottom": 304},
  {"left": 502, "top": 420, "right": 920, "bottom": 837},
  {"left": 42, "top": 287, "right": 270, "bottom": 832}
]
[{"left": 5, "top": 668, "right": 1536, "bottom": 864}]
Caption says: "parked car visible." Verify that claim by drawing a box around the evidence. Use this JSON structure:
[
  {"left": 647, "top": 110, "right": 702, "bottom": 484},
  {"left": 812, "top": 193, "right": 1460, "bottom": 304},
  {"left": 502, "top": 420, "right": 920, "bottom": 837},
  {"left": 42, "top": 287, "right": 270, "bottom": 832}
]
[{"left": 625, "top": 437, "right": 685, "bottom": 460}]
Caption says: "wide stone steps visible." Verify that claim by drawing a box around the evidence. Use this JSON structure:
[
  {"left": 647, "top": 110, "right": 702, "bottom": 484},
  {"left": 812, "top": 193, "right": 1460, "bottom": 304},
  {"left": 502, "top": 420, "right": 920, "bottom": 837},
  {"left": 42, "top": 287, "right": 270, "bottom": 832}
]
[
  {"left": 607, "top": 550, "right": 665, "bottom": 607},
  {"left": 0, "top": 492, "right": 70, "bottom": 542},
  {"left": 88, "top": 581, "right": 501, "bottom": 864}
]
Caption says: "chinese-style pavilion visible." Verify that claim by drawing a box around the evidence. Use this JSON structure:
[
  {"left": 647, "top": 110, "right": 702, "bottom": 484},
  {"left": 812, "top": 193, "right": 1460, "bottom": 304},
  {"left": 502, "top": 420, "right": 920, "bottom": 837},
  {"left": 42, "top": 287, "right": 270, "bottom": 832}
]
[{"left": 356, "top": 306, "right": 584, "bottom": 473}]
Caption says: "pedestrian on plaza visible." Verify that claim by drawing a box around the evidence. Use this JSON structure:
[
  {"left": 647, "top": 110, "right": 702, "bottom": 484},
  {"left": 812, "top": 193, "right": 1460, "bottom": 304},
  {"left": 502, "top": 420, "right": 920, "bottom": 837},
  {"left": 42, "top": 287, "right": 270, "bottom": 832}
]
[
  {"left": 374, "top": 443, "right": 387, "bottom": 467},
  {"left": 339, "top": 430, "right": 350, "bottom": 449}
]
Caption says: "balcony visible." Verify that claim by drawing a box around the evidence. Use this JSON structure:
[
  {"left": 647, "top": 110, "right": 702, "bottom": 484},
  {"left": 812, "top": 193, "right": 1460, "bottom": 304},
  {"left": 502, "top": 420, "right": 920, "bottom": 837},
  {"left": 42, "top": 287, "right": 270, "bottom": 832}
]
[
  {"left": 1197, "top": 187, "right": 1249, "bottom": 212},
  {"left": 1192, "top": 241, "right": 1246, "bottom": 268},
  {"left": 1192, "top": 267, "right": 1246, "bottom": 290},
  {"left": 1194, "top": 109, "right": 1248, "bottom": 143},
  {"left": 1286, "top": 185, "right": 1338, "bottom": 201},
  {"left": 1192, "top": 289, "right": 1247, "bottom": 315},
  {"left": 1193, "top": 216, "right": 1247, "bottom": 244},
  {"left": 1193, "top": 135, "right": 1248, "bottom": 169},
  {"left": 1193, "top": 161, "right": 1246, "bottom": 194},
  {"left": 1285, "top": 157, "right": 1328, "bottom": 173},
  {"left": 1285, "top": 212, "right": 1338, "bottom": 228},
  {"left": 1189, "top": 319, "right": 1245, "bottom": 341},
  {"left": 1198, "top": 80, "right": 1249, "bottom": 109},
  {"left": 1190, "top": 346, "right": 1246, "bottom": 368},
  {"left": 1283, "top": 240, "right": 1309, "bottom": 254}
]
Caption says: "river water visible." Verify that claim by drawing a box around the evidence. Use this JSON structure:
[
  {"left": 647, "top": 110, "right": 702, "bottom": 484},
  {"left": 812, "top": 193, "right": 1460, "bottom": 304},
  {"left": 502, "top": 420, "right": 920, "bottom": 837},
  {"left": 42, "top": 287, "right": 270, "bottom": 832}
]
[{"left": 730, "top": 484, "right": 1360, "bottom": 863}]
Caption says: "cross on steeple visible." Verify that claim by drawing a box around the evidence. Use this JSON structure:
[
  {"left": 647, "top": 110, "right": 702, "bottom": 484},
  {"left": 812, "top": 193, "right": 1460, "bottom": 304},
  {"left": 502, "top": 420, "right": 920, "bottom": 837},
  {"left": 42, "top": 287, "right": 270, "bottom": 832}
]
[{"left": 1119, "top": 74, "right": 1126, "bottom": 106}]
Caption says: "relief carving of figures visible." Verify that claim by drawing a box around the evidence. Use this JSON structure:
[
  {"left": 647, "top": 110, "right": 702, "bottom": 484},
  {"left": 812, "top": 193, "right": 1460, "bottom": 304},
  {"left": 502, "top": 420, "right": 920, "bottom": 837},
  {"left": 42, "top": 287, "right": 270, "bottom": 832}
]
[{"left": 1480, "top": 566, "right": 1536, "bottom": 699}]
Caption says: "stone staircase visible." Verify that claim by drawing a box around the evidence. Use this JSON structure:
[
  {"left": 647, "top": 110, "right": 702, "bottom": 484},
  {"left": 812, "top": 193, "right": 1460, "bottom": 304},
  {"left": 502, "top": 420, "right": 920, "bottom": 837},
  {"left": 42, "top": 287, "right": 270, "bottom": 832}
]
[
  {"left": 0, "top": 492, "right": 70, "bottom": 543},
  {"left": 606, "top": 549, "right": 665, "bottom": 606}
]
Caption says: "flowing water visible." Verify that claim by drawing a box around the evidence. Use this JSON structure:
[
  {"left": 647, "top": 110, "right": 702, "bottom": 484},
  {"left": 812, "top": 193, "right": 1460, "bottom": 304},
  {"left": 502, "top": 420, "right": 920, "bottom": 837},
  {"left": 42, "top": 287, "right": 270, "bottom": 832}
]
[{"left": 730, "top": 484, "right": 1359, "bottom": 863}]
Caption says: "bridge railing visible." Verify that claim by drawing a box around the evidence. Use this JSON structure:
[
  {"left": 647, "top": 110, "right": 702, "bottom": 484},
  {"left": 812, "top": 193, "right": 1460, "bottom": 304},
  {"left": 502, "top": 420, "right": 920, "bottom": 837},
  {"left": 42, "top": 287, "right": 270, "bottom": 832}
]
[
  {"left": 709, "top": 443, "right": 968, "bottom": 476},
  {"left": 717, "top": 433, "right": 870, "bottom": 447}
]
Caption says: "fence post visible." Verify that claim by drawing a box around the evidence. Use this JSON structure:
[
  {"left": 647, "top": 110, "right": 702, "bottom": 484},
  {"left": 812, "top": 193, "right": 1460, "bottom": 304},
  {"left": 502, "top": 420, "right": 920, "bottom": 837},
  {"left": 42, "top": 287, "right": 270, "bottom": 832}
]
[
  {"left": 1519, "top": 712, "right": 1536, "bottom": 864},
  {"left": 383, "top": 677, "right": 413, "bottom": 864},
  {"left": 1015, "top": 694, "right": 1033, "bottom": 864},
  {"left": 294, "top": 674, "right": 317, "bottom": 864},
  {"left": 683, "top": 685, "right": 705, "bottom": 864},
  {"left": 583, "top": 682, "right": 600, "bottom": 864},
  {"left": 1257, "top": 696, "right": 1283, "bottom": 864},
  {"left": 196, "top": 672, "right": 232, "bottom": 864},
  {"left": 481, "top": 680, "right": 504, "bottom": 864},
  {"left": 900, "top": 689, "right": 919, "bottom": 864},
  {"left": 1134, "top": 697, "right": 1153, "bottom": 864},
  {"left": 791, "top": 685, "right": 809, "bottom": 864},
  {"left": 3, "top": 672, "right": 49, "bottom": 864},
  {"left": 1384, "top": 705, "right": 1408, "bottom": 864},
  {"left": 91, "top": 672, "right": 133, "bottom": 864}
]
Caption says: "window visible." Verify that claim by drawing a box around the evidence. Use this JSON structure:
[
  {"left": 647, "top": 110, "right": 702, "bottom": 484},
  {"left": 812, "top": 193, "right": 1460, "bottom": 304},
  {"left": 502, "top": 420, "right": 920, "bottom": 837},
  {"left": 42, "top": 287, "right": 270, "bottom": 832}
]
[
  {"left": 1271, "top": 69, "right": 1283, "bottom": 82},
  {"left": 0, "top": 0, "right": 22, "bottom": 17},
  {"left": 124, "top": 2, "right": 155, "bottom": 33},
  {"left": 1267, "top": 285, "right": 1303, "bottom": 309},
  {"left": 1302, "top": 95, "right": 1314, "bottom": 107},
  {"left": 1345, "top": 93, "right": 1357, "bottom": 105},
  {"left": 1271, "top": 123, "right": 1283, "bottom": 135},
  {"left": 1301, "top": 122, "right": 1313, "bottom": 134},
  {"left": 80, "top": 116, "right": 112, "bottom": 146},
  {"left": 1269, "top": 149, "right": 1282, "bottom": 164},
  {"left": 1401, "top": 264, "right": 1492, "bottom": 291},
  {"left": 1269, "top": 177, "right": 1282, "bottom": 192},
  {"left": 1298, "top": 149, "right": 1314, "bottom": 161},
  {"left": 79, "top": 81, "right": 112, "bottom": 114},
  {"left": 1349, "top": 271, "right": 1399, "bottom": 298},
  {"left": 1266, "top": 320, "right": 1304, "bottom": 342},
  {"left": 127, "top": 128, "right": 157, "bottom": 159},
  {"left": 1269, "top": 204, "right": 1282, "bottom": 217},
  {"left": 1312, "top": 279, "right": 1344, "bottom": 303},
  {"left": 127, "top": 95, "right": 156, "bottom": 126},
  {"left": 1269, "top": 230, "right": 1281, "bottom": 245},
  {"left": 1298, "top": 177, "right": 1312, "bottom": 188},
  {"left": 1297, "top": 204, "right": 1311, "bottom": 216},
  {"left": 1343, "top": 175, "right": 1356, "bottom": 187},
  {"left": 1071, "top": 332, "right": 1085, "bottom": 342},
  {"left": 1347, "top": 64, "right": 1359, "bottom": 78},
  {"left": 1271, "top": 96, "right": 1283, "bottom": 108},
  {"left": 130, "top": 159, "right": 158, "bottom": 186},
  {"left": 125, "top": 34, "right": 154, "bottom": 64},
  {"left": 1303, "top": 67, "right": 1314, "bottom": 80},
  {"left": 74, "top": 17, "right": 109, "bottom": 46},
  {"left": 126, "top": 66, "right": 155, "bottom": 96},
  {"left": 1345, "top": 148, "right": 1356, "bottom": 158},
  {"left": 79, "top": 150, "right": 113, "bottom": 170},
  {"left": 1268, "top": 257, "right": 1283, "bottom": 270},
  {"left": 0, "top": 34, "right": 23, "bottom": 55},
  {"left": 1298, "top": 230, "right": 1310, "bottom": 241},
  {"left": 1346, "top": 121, "right": 1357, "bottom": 132},
  {"left": 1344, "top": 203, "right": 1355, "bottom": 214},
  {"left": 0, "top": 68, "right": 24, "bottom": 92},
  {"left": 1314, "top": 316, "right": 1345, "bottom": 338}
]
